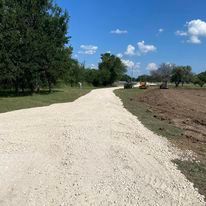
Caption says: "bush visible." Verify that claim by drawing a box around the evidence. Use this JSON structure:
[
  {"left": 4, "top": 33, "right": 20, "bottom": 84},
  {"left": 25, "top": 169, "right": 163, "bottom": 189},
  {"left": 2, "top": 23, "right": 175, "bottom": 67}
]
[{"left": 192, "top": 75, "right": 205, "bottom": 87}]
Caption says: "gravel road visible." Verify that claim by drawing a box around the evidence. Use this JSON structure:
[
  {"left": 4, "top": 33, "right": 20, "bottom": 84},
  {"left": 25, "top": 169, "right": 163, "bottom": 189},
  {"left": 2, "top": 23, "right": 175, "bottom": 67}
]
[{"left": 0, "top": 88, "right": 205, "bottom": 206}]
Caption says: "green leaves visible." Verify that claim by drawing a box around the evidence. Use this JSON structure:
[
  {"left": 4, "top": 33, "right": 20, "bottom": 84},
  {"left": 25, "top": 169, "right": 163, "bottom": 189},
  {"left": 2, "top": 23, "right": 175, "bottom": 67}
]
[
  {"left": 171, "top": 66, "right": 193, "bottom": 87},
  {"left": 193, "top": 71, "right": 206, "bottom": 87},
  {"left": 0, "top": 0, "right": 71, "bottom": 93},
  {"left": 98, "top": 53, "right": 126, "bottom": 86}
]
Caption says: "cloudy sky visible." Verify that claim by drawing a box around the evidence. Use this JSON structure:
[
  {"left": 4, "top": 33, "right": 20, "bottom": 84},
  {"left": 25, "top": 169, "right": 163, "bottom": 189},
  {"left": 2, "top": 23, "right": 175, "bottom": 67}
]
[{"left": 56, "top": 0, "right": 206, "bottom": 76}]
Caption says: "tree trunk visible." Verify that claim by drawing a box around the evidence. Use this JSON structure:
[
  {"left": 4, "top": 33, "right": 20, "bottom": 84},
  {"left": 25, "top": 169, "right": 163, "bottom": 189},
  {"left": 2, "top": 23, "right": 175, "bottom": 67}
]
[
  {"left": 21, "top": 82, "right": 25, "bottom": 94},
  {"left": 36, "top": 85, "right": 40, "bottom": 93},
  {"left": 30, "top": 84, "right": 34, "bottom": 95},
  {"left": 48, "top": 79, "right": 52, "bottom": 93},
  {"left": 175, "top": 82, "right": 179, "bottom": 87},
  {"left": 14, "top": 78, "right": 19, "bottom": 95},
  {"left": 15, "top": 85, "right": 19, "bottom": 95}
]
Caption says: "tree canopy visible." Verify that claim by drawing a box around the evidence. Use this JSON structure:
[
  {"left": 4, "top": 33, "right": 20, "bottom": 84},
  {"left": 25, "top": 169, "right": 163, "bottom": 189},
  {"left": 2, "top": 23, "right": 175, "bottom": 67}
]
[
  {"left": 150, "top": 63, "right": 174, "bottom": 83},
  {"left": 171, "top": 66, "right": 193, "bottom": 87},
  {"left": 137, "top": 62, "right": 205, "bottom": 88},
  {"left": 1, "top": 1, "right": 204, "bottom": 92},
  {"left": 193, "top": 71, "right": 206, "bottom": 87},
  {"left": 0, "top": 0, "right": 71, "bottom": 93},
  {"left": 98, "top": 53, "right": 126, "bottom": 86}
]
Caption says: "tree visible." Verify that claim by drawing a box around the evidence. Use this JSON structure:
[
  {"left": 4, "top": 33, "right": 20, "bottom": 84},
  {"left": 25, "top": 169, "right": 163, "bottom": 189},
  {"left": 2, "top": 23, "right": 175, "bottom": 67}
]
[
  {"left": 98, "top": 53, "right": 126, "bottom": 86},
  {"left": 37, "top": 2, "right": 70, "bottom": 92},
  {"left": 137, "top": 75, "right": 155, "bottom": 82},
  {"left": 198, "top": 71, "right": 206, "bottom": 84},
  {"left": 84, "top": 69, "right": 100, "bottom": 86},
  {"left": 193, "top": 71, "right": 206, "bottom": 87},
  {"left": 64, "top": 59, "right": 86, "bottom": 87},
  {"left": 182, "top": 66, "right": 193, "bottom": 85},
  {"left": 0, "top": 0, "right": 71, "bottom": 93},
  {"left": 121, "top": 74, "right": 132, "bottom": 82},
  {"left": 0, "top": 0, "right": 24, "bottom": 93},
  {"left": 192, "top": 75, "right": 204, "bottom": 87},
  {"left": 171, "top": 66, "right": 193, "bottom": 87},
  {"left": 150, "top": 63, "right": 174, "bottom": 83}
]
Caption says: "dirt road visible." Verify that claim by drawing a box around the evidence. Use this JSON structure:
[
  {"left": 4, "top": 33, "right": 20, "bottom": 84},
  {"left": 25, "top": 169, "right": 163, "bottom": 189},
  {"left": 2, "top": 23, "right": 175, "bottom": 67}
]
[{"left": 0, "top": 88, "right": 204, "bottom": 206}]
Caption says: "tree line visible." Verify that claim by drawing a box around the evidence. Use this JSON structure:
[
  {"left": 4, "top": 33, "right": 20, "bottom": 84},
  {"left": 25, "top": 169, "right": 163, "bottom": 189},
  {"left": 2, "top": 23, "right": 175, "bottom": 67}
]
[
  {"left": 1, "top": 0, "right": 205, "bottom": 93},
  {"left": 63, "top": 53, "right": 126, "bottom": 87},
  {"left": 0, "top": 0, "right": 72, "bottom": 93},
  {"left": 137, "top": 63, "right": 206, "bottom": 87},
  {"left": 0, "top": 0, "right": 127, "bottom": 94}
]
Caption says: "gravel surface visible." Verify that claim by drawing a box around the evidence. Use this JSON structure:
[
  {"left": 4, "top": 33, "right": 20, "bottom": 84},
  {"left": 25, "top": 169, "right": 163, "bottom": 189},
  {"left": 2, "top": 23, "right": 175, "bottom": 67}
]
[{"left": 0, "top": 88, "right": 205, "bottom": 206}]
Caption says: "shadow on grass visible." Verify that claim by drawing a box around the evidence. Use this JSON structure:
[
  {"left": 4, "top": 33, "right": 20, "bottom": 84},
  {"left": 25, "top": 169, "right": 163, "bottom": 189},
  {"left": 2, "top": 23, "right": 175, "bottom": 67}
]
[{"left": 0, "top": 90, "right": 63, "bottom": 97}]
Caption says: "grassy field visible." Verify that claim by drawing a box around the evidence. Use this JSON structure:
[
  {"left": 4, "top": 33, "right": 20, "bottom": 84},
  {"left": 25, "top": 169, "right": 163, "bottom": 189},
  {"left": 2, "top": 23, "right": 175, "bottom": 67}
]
[
  {"left": 115, "top": 87, "right": 206, "bottom": 200},
  {"left": 173, "top": 160, "right": 206, "bottom": 199},
  {"left": 0, "top": 87, "right": 92, "bottom": 114}
]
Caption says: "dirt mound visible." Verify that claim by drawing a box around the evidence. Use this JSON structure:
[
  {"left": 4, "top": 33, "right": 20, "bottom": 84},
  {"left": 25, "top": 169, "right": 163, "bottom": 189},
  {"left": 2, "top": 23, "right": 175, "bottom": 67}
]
[{"left": 138, "top": 88, "right": 206, "bottom": 143}]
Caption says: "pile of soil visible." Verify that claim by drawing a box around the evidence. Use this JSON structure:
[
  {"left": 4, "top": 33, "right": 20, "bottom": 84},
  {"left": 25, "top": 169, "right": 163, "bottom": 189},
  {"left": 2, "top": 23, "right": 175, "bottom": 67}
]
[{"left": 138, "top": 88, "right": 206, "bottom": 143}]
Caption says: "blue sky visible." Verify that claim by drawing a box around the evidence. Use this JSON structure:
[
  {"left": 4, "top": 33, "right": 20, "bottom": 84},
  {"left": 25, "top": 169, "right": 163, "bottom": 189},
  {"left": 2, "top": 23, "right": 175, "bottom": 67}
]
[{"left": 56, "top": 0, "right": 206, "bottom": 76}]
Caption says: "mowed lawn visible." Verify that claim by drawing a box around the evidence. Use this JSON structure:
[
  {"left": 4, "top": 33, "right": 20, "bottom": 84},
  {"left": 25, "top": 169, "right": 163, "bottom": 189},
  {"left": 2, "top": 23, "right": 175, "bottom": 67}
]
[{"left": 0, "top": 87, "right": 92, "bottom": 114}]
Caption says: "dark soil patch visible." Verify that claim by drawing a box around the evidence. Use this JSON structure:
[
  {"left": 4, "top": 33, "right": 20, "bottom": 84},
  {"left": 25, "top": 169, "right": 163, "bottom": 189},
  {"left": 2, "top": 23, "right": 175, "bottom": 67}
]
[{"left": 137, "top": 88, "right": 206, "bottom": 141}]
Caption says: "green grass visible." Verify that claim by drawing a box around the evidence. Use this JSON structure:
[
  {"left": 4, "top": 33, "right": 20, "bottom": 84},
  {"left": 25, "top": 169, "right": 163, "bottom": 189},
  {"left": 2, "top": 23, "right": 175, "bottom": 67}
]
[
  {"left": 0, "top": 86, "right": 92, "bottom": 114},
  {"left": 114, "top": 88, "right": 183, "bottom": 139},
  {"left": 173, "top": 160, "right": 206, "bottom": 200}
]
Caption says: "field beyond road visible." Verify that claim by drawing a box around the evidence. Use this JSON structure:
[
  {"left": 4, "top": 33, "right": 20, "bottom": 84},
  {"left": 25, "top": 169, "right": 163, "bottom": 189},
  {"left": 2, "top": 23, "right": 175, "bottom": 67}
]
[
  {"left": 138, "top": 88, "right": 206, "bottom": 144},
  {"left": 0, "top": 87, "right": 92, "bottom": 114},
  {"left": 0, "top": 88, "right": 205, "bottom": 205}
]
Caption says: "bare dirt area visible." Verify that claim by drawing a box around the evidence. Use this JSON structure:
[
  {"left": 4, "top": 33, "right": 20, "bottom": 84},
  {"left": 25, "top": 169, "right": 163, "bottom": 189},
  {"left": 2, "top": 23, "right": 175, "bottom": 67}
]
[
  {"left": 138, "top": 88, "right": 206, "bottom": 161},
  {"left": 0, "top": 88, "right": 205, "bottom": 205}
]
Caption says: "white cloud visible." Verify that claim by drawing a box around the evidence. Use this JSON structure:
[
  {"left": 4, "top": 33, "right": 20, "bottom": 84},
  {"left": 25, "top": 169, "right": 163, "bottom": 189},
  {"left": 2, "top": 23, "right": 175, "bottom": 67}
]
[
  {"left": 147, "top": 63, "right": 158, "bottom": 72},
  {"left": 187, "top": 19, "right": 206, "bottom": 44},
  {"left": 124, "top": 44, "right": 136, "bottom": 56},
  {"left": 137, "top": 41, "right": 157, "bottom": 54},
  {"left": 124, "top": 41, "right": 157, "bottom": 56},
  {"left": 78, "top": 45, "right": 98, "bottom": 55},
  {"left": 188, "top": 35, "right": 201, "bottom": 44},
  {"left": 90, "top": 64, "right": 97, "bottom": 69},
  {"left": 73, "top": 54, "right": 78, "bottom": 58},
  {"left": 175, "top": 30, "right": 187, "bottom": 36},
  {"left": 176, "top": 19, "right": 206, "bottom": 44},
  {"left": 122, "top": 59, "right": 140, "bottom": 69},
  {"left": 110, "top": 29, "right": 128, "bottom": 34},
  {"left": 116, "top": 53, "right": 123, "bottom": 58}
]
